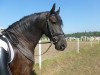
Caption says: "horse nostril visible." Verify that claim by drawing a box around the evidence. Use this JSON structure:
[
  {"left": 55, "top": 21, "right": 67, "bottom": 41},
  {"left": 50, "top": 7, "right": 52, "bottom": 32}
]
[
  {"left": 62, "top": 44, "right": 65, "bottom": 47},
  {"left": 53, "top": 37, "right": 58, "bottom": 43},
  {"left": 60, "top": 44, "right": 65, "bottom": 49}
]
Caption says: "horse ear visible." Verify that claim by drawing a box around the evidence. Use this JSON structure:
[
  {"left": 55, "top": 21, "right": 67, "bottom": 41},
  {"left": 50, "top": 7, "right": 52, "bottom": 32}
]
[
  {"left": 50, "top": 3, "right": 56, "bottom": 14},
  {"left": 56, "top": 7, "right": 60, "bottom": 14}
]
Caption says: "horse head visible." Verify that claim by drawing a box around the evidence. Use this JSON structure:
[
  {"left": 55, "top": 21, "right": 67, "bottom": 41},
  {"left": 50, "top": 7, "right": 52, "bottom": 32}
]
[{"left": 43, "top": 4, "right": 67, "bottom": 51}]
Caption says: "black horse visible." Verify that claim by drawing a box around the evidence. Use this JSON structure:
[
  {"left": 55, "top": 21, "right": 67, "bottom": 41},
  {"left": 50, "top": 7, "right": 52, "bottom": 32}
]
[{"left": 1, "top": 4, "right": 67, "bottom": 75}]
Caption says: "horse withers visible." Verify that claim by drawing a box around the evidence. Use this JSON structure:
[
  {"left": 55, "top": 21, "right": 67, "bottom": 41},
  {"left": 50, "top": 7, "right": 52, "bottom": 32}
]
[{"left": 1, "top": 4, "right": 67, "bottom": 75}]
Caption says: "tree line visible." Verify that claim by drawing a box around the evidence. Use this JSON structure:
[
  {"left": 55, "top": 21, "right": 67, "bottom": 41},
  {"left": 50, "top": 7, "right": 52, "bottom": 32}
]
[{"left": 65, "top": 31, "right": 100, "bottom": 38}]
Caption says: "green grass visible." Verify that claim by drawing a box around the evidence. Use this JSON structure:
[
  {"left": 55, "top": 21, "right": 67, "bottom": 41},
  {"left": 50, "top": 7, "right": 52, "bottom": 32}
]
[{"left": 34, "top": 43, "right": 100, "bottom": 75}]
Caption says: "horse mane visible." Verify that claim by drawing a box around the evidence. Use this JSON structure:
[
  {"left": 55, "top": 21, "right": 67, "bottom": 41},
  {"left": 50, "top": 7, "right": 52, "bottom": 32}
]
[
  {"left": 2, "top": 11, "right": 63, "bottom": 45},
  {"left": 6, "top": 10, "right": 63, "bottom": 31},
  {"left": 6, "top": 11, "right": 49, "bottom": 30},
  {"left": 2, "top": 11, "right": 49, "bottom": 45}
]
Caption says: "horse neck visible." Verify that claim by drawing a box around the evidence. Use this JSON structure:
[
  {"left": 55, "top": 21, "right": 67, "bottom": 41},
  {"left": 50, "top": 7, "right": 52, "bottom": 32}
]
[
  {"left": 5, "top": 12, "right": 47, "bottom": 50},
  {"left": 17, "top": 27, "right": 43, "bottom": 50}
]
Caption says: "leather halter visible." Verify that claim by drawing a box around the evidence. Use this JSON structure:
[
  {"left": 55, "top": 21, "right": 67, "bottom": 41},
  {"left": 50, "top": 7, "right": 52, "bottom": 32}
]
[{"left": 46, "top": 17, "right": 65, "bottom": 44}]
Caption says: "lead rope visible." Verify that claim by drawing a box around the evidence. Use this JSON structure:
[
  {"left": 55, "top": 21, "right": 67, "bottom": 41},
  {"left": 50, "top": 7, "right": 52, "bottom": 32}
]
[
  {"left": 34, "top": 41, "right": 52, "bottom": 56},
  {"left": 34, "top": 18, "right": 53, "bottom": 56}
]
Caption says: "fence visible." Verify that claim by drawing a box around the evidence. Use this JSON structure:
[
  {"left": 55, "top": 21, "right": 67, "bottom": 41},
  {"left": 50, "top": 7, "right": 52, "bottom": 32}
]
[{"left": 35, "top": 37, "right": 100, "bottom": 70}]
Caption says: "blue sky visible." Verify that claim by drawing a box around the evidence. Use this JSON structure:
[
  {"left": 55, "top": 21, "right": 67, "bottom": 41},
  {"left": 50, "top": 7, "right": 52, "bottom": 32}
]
[{"left": 0, "top": 0, "right": 100, "bottom": 34}]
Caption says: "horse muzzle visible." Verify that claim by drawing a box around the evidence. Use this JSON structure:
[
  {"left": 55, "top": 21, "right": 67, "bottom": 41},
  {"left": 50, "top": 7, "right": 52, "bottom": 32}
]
[{"left": 54, "top": 38, "right": 67, "bottom": 51}]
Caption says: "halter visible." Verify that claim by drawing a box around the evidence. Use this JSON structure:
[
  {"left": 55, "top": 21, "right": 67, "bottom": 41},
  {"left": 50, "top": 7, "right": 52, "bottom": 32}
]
[
  {"left": 46, "top": 16, "right": 65, "bottom": 44},
  {"left": 35, "top": 16, "right": 65, "bottom": 56}
]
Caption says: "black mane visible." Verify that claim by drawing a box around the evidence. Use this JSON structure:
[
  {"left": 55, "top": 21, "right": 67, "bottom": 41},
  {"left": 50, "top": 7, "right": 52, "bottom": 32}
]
[
  {"left": 2, "top": 10, "right": 63, "bottom": 45},
  {"left": 2, "top": 11, "right": 49, "bottom": 45},
  {"left": 6, "top": 11, "right": 63, "bottom": 31},
  {"left": 7, "top": 11, "right": 49, "bottom": 30}
]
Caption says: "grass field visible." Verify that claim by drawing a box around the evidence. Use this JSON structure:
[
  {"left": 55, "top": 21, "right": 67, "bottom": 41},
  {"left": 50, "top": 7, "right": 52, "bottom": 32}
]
[{"left": 34, "top": 41, "right": 100, "bottom": 75}]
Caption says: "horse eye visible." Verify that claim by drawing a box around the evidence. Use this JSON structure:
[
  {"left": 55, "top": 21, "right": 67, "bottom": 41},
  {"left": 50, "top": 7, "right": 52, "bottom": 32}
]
[
  {"left": 52, "top": 21, "right": 56, "bottom": 24},
  {"left": 49, "top": 17, "right": 57, "bottom": 24}
]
